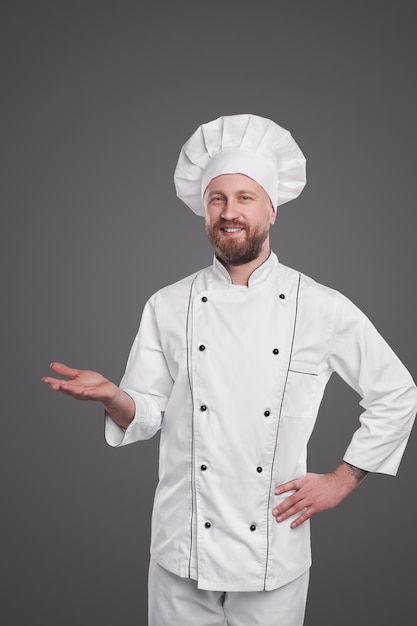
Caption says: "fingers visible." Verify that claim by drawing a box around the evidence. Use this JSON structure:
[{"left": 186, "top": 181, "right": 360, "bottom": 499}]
[
  {"left": 272, "top": 475, "right": 312, "bottom": 527},
  {"left": 42, "top": 378, "right": 97, "bottom": 400},
  {"left": 275, "top": 479, "right": 299, "bottom": 496},
  {"left": 42, "top": 376, "right": 66, "bottom": 389},
  {"left": 42, "top": 362, "right": 80, "bottom": 392},
  {"left": 272, "top": 493, "right": 307, "bottom": 523},
  {"left": 272, "top": 500, "right": 311, "bottom": 526},
  {"left": 49, "top": 362, "right": 79, "bottom": 378},
  {"left": 288, "top": 510, "right": 311, "bottom": 528},
  {"left": 42, "top": 376, "right": 78, "bottom": 394},
  {"left": 272, "top": 472, "right": 342, "bottom": 528}
]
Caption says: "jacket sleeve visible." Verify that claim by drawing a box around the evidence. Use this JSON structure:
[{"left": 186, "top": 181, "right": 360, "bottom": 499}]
[
  {"left": 328, "top": 291, "right": 417, "bottom": 475},
  {"left": 105, "top": 295, "right": 174, "bottom": 447}
]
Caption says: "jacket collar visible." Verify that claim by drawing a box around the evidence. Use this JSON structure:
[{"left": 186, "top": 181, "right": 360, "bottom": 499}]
[{"left": 212, "top": 252, "right": 279, "bottom": 287}]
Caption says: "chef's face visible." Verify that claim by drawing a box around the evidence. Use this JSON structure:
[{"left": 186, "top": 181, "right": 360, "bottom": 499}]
[{"left": 204, "top": 173, "right": 276, "bottom": 266}]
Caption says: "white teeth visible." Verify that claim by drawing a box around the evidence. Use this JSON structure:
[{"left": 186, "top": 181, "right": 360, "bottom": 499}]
[{"left": 223, "top": 228, "right": 242, "bottom": 232}]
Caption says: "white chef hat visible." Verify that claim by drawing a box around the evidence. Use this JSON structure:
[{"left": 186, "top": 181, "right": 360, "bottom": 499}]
[{"left": 174, "top": 114, "right": 306, "bottom": 217}]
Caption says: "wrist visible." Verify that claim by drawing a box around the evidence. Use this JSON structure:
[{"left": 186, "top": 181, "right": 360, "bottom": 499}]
[
  {"left": 104, "top": 388, "right": 135, "bottom": 430},
  {"left": 343, "top": 461, "right": 368, "bottom": 484},
  {"left": 103, "top": 383, "right": 123, "bottom": 412}
]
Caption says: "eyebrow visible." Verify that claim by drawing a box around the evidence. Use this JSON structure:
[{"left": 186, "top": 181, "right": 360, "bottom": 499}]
[{"left": 207, "top": 189, "right": 258, "bottom": 197}]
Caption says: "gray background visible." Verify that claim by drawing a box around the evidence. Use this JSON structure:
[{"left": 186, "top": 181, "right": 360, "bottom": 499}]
[{"left": 2, "top": 1, "right": 416, "bottom": 624}]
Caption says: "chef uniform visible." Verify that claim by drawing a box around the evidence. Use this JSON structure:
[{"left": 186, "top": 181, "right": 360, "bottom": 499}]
[{"left": 105, "top": 115, "right": 417, "bottom": 625}]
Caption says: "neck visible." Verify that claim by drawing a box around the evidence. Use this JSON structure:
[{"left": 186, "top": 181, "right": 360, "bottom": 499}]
[{"left": 222, "top": 247, "right": 271, "bottom": 286}]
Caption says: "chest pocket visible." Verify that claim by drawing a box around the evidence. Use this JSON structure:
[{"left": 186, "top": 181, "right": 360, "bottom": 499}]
[{"left": 281, "top": 360, "right": 320, "bottom": 418}]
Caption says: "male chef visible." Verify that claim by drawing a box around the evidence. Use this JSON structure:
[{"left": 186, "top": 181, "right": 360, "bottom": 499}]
[{"left": 43, "top": 114, "right": 417, "bottom": 626}]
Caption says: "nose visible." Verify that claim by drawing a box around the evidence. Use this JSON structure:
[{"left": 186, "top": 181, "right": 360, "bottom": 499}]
[{"left": 221, "top": 199, "right": 239, "bottom": 220}]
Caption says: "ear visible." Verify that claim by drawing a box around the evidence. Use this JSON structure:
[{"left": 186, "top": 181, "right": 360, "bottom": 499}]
[{"left": 269, "top": 203, "right": 276, "bottom": 225}]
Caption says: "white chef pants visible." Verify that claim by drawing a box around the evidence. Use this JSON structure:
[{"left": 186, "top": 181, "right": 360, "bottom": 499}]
[{"left": 148, "top": 558, "right": 309, "bottom": 626}]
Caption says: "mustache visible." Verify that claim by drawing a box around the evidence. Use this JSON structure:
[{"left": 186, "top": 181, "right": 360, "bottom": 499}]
[{"left": 213, "top": 219, "right": 247, "bottom": 229}]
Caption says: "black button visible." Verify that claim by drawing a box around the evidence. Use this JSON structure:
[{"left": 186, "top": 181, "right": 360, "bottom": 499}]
[
  {"left": 202, "top": 296, "right": 208, "bottom": 302},
  {"left": 200, "top": 405, "right": 207, "bottom": 411},
  {"left": 279, "top": 294, "right": 286, "bottom": 299},
  {"left": 199, "top": 345, "right": 206, "bottom": 351},
  {"left": 250, "top": 524, "right": 256, "bottom": 531},
  {"left": 205, "top": 521, "right": 211, "bottom": 528},
  {"left": 256, "top": 466, "right": 263, "bottom": 473},
  {"left": 201, "top": 464, "right": 207, "bottom": 471},
  {"left": 264, "top": 410, "right": 270, "bottom": 417},
  {"left": 272, "top": 348, "right": 279, "bottom": 355}
]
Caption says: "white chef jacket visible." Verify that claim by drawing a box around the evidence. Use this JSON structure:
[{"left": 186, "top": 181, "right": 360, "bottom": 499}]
[{"left": 105, "top": 253, "right": 417, "bottom": 592}]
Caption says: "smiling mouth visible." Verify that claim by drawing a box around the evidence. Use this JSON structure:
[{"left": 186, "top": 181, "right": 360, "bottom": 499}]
[{"left": 221, "top": 227, "right": 244, "bottom": 233}]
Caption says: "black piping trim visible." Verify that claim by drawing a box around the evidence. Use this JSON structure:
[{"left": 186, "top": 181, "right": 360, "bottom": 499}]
[
  {"left": 186, "top": 273, "right": 199, "bottom": 578},
  {"left": 288, "top": 369, "right": 318, "bottom": 376},
  {"left": 263, "top": 272, "right": 302, "bottom": 590}
]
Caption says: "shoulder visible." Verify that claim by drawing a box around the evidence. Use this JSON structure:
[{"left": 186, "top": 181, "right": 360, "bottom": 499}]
[
  {"left": 284, "top": 264, "right": 374, "bottom": 336},
  {"left": 279, "top": 262, "right": 339, "bottom": 304},
  {"left": 277, "top": 263, "right": 369, "bottom": 331},
  {"left": 148, "top": 265, "right": 211, "bottom": 312}
]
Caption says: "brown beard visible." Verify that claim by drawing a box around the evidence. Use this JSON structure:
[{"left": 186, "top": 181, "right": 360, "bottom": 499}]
[{"left": 205, "top": 219, "right": 269, "bottom": 266}]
